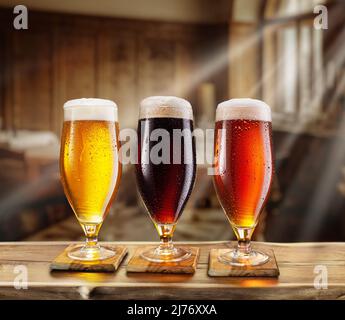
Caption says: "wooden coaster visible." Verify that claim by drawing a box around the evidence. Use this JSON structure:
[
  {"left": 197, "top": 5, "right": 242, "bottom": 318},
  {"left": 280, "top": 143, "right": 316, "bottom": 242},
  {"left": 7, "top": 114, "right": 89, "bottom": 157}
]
[
  {"left": 208, "top": 248, "right": 279, "bottom": 277},
  {"left": 50, "top": 244, "right": 127, "bottom": 273},
  {"left": 127, "top": 246, "right": 199, "bottom": 274}
]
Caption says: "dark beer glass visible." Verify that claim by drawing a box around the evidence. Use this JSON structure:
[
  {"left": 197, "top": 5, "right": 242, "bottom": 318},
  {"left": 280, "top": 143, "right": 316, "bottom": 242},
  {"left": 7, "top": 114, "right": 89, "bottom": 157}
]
[
  {"left": 136, "top": 96, "right": 196, "bottom": 262},
  {"left": 213, "top": 98, "right": 273, "bottom": 266}
]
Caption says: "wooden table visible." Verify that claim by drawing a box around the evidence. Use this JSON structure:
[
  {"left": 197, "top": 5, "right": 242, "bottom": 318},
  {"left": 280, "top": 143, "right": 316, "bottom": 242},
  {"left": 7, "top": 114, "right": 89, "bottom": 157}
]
[{"left": 0, "top": 241, "right": 344, "bottom": 300}]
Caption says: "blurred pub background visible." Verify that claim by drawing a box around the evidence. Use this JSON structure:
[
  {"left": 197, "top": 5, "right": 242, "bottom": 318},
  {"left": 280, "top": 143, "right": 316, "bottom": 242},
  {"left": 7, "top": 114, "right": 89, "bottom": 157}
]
[{"left": 0, "top": 0, "right": 344, "bottom": 242}]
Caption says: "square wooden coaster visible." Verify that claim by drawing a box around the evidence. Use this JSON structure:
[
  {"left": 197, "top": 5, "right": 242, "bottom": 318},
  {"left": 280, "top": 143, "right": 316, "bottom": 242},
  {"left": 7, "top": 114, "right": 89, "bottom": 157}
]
[
  {"left": 127, "top": 246, "right": 199, "bottom": 274},
  {"left": 208, "top": 248, "right": 280, "bottom": 277},
  {"left": 50, "top": 244, "right": 127, "bottom": 273}
]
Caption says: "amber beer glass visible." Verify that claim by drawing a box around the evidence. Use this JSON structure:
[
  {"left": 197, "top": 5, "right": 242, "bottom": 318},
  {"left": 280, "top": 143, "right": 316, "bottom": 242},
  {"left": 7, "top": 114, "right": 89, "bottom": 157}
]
[
  {"left": 60, "top": 98, "right": 122, "bottom": 261},
  {"left": 214, "top": 98, "right": 273, "bottom": 266},
  {"left": 136, "top": 96, "right": 196, "bottom": 262}
]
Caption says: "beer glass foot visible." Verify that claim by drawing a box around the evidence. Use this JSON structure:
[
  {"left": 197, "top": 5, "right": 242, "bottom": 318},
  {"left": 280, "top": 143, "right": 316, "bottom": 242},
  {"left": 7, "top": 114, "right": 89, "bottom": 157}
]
[
  {"left": 140, "top": 246, "right": 191, "bottom": 263},
  {"left": 218, "top": 249, "right": 269, "bottom": 267},
  {"left": 68, "top": 244, "right": 116, "bottom": 261}
]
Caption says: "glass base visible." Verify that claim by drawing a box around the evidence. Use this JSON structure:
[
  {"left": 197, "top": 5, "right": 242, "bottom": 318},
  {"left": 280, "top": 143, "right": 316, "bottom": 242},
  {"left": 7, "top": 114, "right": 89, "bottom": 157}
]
[
  {"left": 140, "top": 246, "right": 191, "bottom": 263},
  {"left": 218, "top": 249, "right": 269, "bottom": 267},
  {"left": 68, "top": 244, "right": 116, "bottom": 261}
]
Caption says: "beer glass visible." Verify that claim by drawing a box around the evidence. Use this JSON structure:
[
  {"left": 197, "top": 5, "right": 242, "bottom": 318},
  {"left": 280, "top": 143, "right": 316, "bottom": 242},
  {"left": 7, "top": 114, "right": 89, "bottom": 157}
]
[
  {"left": 136, "top": 96, "right": 196, "bottom": 262},
  {"left": 213, "top": 98, "right": 273, "bottom": 266},
  {"left": 60, "top": 98, "right": 122, "bottom": 261}
]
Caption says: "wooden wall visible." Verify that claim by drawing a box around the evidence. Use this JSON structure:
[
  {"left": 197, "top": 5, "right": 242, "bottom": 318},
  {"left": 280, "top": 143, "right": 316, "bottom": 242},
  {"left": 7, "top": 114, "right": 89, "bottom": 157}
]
[
  {"left": 229, "top": 22, "right": 261, "bottom": 99},
  {"left": 0, "top": 9, "right": 228, "bottom": 132}
]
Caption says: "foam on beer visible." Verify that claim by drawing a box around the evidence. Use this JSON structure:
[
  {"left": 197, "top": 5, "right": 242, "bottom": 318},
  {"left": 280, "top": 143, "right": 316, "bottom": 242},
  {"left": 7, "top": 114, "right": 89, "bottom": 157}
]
[
  {"left": 216, "top": 98, "right": 271, "bottom": 122},
  {"left": 63, "top": 98, "right": 118, "bottom": 121},
  {"left": 140, "top": 96, "right": 193, "bottom": 120}
]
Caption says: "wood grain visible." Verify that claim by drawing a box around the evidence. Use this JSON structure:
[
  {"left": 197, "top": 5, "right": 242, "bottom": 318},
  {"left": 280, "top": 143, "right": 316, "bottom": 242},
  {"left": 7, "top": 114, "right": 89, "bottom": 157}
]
[
  {"left": 50, "top": 244, "right": 127, "bottom": 273},
  {"left": 127, "top": 246, "right": 199, "bottom": 274},
  {"left": 208, "top": 248, "right": 279, "bottom": 277},
  {"left": 0, "top": 9, "right": 227, "bottom": 134},
  {"left": 0, "top": 241, "right": 345, "bottom": 299},
  {"left": 12, "top": 31, "right": 53, "bottom": 131}
]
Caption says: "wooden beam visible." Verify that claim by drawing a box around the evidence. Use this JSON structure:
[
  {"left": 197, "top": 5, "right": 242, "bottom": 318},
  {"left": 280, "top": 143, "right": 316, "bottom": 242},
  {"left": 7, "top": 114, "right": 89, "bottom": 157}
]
[
  {"left": 257, "top": 0, "right": 267, "bottom": 99},
  {"left": 263, "top": 12, "right": 315, "bottom": 26},
  {"left": 1, "top": 241, "right": 345, "bottom": 299},
  {"left": 263, "top": 0, "right": 340, "bottom": 27}
]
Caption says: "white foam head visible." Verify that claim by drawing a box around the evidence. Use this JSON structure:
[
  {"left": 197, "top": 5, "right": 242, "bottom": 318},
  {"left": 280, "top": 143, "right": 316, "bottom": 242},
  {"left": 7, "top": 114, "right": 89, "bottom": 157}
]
[
  {"left": 216, "top": 98, "right": 271, "bottom": 122},
  {"left": 140, "top": 96, "right": 193, "bottom": 120},
  {"left": 63, "top": 98, "right": 118, "bottom": 121}
]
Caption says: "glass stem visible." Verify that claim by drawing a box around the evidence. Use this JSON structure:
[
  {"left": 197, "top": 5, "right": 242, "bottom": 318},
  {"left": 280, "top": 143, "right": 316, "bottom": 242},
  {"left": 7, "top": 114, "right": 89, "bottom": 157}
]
[
  {"left": 236, "top": 239, "right": 252, "bottom": 256},
  {"left": 159, "top": 234, "right": 173, "bottom": 251},
  {"left": 155, "top": 223, "right": 176, "bottom": 254},
  {"left": 82, "top": 224, "right": 101, "bottom": 250},
  {"left": 85, "top": 235, "right": 100, "bottom": 249},
  {"left": 233, "top": 226, "right": 254, "bottom": 256}
]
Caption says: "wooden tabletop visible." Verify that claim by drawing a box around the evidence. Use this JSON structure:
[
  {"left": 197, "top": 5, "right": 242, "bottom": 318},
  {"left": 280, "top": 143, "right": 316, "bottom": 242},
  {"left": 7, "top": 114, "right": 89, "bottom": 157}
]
[{"left": 0, "top": 241, "right": 344, "bottom": 300}]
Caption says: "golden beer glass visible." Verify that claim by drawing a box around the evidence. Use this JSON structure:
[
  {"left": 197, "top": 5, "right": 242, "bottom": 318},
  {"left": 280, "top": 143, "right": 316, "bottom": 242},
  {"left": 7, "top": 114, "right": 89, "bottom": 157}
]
[{"left": 60, "top": 98, "right": 122, "bottom": 261}]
